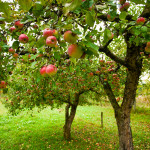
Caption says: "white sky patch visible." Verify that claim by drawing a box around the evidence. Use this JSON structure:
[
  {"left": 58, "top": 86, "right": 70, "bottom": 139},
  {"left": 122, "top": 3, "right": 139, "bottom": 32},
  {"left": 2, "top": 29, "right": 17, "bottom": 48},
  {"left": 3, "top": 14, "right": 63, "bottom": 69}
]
[
  {"left": 1, "top": 0, "right": 13, "bottom": 2},
  {"left": 141, "top": 72, "right": 150, "bottom": 83}
]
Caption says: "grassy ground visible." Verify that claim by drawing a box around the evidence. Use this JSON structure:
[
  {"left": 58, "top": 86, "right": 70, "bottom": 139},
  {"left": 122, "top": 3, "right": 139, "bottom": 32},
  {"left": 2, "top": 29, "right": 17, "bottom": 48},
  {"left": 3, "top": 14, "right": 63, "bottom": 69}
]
[{"left": 0, "top": 98, "right": 150, "bottom": 150}]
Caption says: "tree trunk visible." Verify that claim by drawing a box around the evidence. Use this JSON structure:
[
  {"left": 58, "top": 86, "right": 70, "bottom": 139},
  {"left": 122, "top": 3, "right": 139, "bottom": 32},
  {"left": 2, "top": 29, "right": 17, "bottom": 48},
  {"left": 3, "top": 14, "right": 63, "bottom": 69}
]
[
  {"left": 115, "top": 110, "right": 133, "bottom": 150},
  {"left": 63, "top": 104, "right": 78, "bottom": 140},
  {"left": 100, "top": 66, "right": 142, "bottom": 149}
]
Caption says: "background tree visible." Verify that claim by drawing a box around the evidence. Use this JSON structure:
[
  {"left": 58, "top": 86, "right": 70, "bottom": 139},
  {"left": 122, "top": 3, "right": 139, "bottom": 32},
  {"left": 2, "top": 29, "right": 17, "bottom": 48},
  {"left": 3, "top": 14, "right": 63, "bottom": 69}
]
[
  {"left": 0, "top": 0, "right": 150, "bottom": 149},
  {"left": 5, "top": 58, "right": 105, "bottom": 140}
]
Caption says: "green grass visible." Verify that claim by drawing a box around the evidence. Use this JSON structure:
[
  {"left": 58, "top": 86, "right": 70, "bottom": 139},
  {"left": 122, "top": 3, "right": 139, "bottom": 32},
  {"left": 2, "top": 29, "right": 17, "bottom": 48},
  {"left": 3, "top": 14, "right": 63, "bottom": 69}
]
[{"left": 0, "top": 101, "right": 150, "bottom": 150}]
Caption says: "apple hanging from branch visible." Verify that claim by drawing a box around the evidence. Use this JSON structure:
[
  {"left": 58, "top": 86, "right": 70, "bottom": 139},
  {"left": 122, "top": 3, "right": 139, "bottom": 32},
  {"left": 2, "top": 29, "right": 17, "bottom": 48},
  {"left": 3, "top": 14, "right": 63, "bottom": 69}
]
[
  {"left": 40, "top": 66, "right": 47, "bottom": 77},
  {"left": 19, "top": 34, "right": 29, "bottom": 43},
  {"left": 46, "top": 36, "right": 57, "bottom": 47},
  {"left": 14, "top": 20, "right": 24, "bottom": 29},
  {"left": 64, "top": 31, "right": 78, "bottom": 43},
  {"left": 46, "top": 65, "right": 57, "bottom": 76},
  {"left": 68, "top": 44, "right": 84, "bottom": 59},
  {"left": 43, "top": 28, "right": 54, "bottom": 38}
]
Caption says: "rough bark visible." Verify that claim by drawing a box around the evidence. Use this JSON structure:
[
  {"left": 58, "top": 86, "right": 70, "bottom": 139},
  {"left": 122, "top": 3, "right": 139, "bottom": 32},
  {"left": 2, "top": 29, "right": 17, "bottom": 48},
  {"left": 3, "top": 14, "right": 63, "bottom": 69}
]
[
  {"left": 63, "top": 93, "right": 80, "bottom": 140},
  {"left": 100, "top": 49, "right": 142, "bottom": 149},
  {"left": 115, "top": 109, "right": 133, "bottom": 150}
]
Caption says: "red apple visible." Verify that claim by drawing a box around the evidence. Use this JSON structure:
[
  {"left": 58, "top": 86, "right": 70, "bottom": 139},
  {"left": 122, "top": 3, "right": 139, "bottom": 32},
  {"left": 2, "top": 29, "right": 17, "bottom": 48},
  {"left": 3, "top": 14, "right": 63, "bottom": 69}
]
[
  {"left": 107, "top": 14, "right": 115, "bottom": 21},
  {"left": 31, "top": 48, "right": 36, "bottom": 54},
  {"left": 123, "top": 2, "right": 130, "bottom": 10},
  {"left": 13, "top": 53, "right": 19, "bottom": 58},
  {"left": 19, "top": 34, "right": 29, "bottom": 43},
  {"left": 53, "top": 29, "right": 58, "bottom": 36},
  {"left": 99, "top": 60, "right": 105, "bottom": 63},
  {"left": 145, "top": 46, "right": 150, "bottom": 53},
  {"left": 102, "top": 67, "right": 106, "bottom": 70},
  {"left": 0, "top": 81, "right": 6, "bottom": 88},
  {"left": 9, "top": 48, "right": 15, "bottom": 53},
  {"left": 147, "top": 42, "right": 150, "bottom": 47},
  {"left": 68, "top": 44, "right": 84, "bottom": 59},
  {"left": 96, "top": 70, "right": 100, "bottom": 74},
  {"left": 116, "top": 97, "right": 120, "bottom": 102},
  {"left": 64, "top": 31, "right": 78, "bottom": 43},
  {"left": 37, "top": 53, "right": 43, "bottom": 58},
  {"left": 28, "top": 54, "right": 31, "bottom": 58},
  {"left": 40, "top": 66, "right": 47, "bottom": 76},
  {"left": 46, "top": 65, "right": 57, "bottom": 76},
  {"left": 46, "top": 36, "right": 57, "bottom": 47},
  {"left": 89, "top": 72, "right": 94, "bottom": 77},
  {"left": 14, "top": 20, "right": 24, "bottom": 29},
  {"left": 10, "top": 26, "right": 16, "bottom": 32},
  {"left": 33, "top": 24, "right": 38, "bottom": 29},
  {"left": 43, "top": 28, "right": 53, "bottom": 38},
  {"left": 140, "top": 52, "right": 144, "bottom": 55},
  {"left": 136, "top": 17, "right": 145, "bottom": 25},
  {"left": 120, "top": 5, "right": 124, "bottom": 12}
]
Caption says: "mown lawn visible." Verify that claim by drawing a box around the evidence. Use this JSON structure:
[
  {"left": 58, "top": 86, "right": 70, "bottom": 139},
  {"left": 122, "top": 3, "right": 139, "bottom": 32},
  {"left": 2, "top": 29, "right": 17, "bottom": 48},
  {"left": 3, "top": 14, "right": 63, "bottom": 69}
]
[{"left": 0, "top": 101, "right": 150, "bottom": 150}]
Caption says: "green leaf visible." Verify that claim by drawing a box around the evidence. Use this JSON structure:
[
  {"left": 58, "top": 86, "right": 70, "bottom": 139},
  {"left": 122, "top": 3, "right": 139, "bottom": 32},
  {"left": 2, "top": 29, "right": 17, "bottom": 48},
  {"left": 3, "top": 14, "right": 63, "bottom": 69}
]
[
  {"left": 133, "top": 29, "right": 141, "bottom": 36},
  {"left": 36, "top": 74, "right": 42, "bottom": 83},
  {"left": 40, "top": 0, "right": 51, "bottom": 5},
  {"left": 0, "top": 2, "right": 11, "bottom": 17},
  {"left": 54, "top": 52, "right": 61, "bottom": 60},
  {"left": 32, "top": 2, "right": 43, "bottom": 17},
  {"left": 70, "top": 58, "right": 76, "bottom": 65},
  {"left": 31, "top": 61, "right": 37, "bottom": 68},
  {"left": 12, "top": 41, "right": 19, "bottom": 49},
  {"left": 36, "top": 37, "right": 45, "bottom": 48},
  {"left": 86, "top": 42, "right": 99, "bottom": 51},
  {"left": 73, "top": 29, "right": 82, "bottom": 35},
  {"left": 52, "top": 80, "right": 56, "bottom": 88},
  {"left": 130, "top": 0, "right": 145, "bottom": 4},
  {"left": 84, "top": 42, "right": 99, "bottom": 57},
  {"left": 141, "top": 26, "right": 147, "bottom": 32},
  {"left": 63, "top": 24, "right": 73, "bottom": 30},
  {"left": 88, "top": 48, "right": 99, "bottom": 57},
  {"left": 104, "top": 29, "right": 112, "bottom": 42},
  {"left": 18, "top": 0, "right": 32, "bottom": 11},
  {"left": 30, "top": 54, "right": 39, "bottom": 60},
  {"left": 119, "top": 11, "right": 127, "bottom": 20},
  {"left": 63, "top": 0, "right": 81, "bottom": 15},
  {"left": 85, "top": 11, "right": 95, "bottom": 27},
  {"left": 69, "top": 65, "right": 73, "bottom": 72}
]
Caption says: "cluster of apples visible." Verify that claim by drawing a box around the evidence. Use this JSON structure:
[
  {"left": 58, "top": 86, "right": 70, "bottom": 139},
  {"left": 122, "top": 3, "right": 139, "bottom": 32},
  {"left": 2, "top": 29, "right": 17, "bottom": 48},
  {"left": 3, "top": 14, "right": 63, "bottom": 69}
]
[
  {"left": 43, "top": 28, "right": 84, "bottom": 59},
  {"left": 40, "top": 65, "right": 57, "bottom": 76},
  {"left": 0, "top": 81, "right": 7, "bottom": 89},
  {"left": 9, "top": 20, "right": 23, "bottom": 32},
  {"left": 43, "top": 28, "right": 58, "bottom": 47},
  {"left": 119, "top": 0, "right": 130, "bottom": 12},
  {"left": 8, "top": 48, "right": 19, "bottom": 58},
  {"left": 10, "top": 20, "right": 29, "bottom": 44},
  {"left": 64, "top": 30, "right": 84, "bottom": 59},
  {"left": 145, "top": 42, "right": 150, "bottom": 53}
]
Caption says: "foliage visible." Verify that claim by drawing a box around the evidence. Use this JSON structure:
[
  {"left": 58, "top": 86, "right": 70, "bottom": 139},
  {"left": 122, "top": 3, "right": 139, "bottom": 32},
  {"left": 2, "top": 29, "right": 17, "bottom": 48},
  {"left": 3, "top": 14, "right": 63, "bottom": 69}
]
[{"left": 1, "top": 0, "right": 150, "bottom": 148}]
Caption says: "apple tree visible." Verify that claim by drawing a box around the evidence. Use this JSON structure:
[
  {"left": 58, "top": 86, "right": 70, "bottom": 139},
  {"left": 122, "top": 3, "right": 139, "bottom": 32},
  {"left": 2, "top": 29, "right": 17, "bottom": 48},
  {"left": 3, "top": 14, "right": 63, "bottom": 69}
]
[
  {"left": 5, "top": 57, "right": 105, "bottom": 140},
  {"left": 0, "top": 0, "right": 150, "bottom": 149}
]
